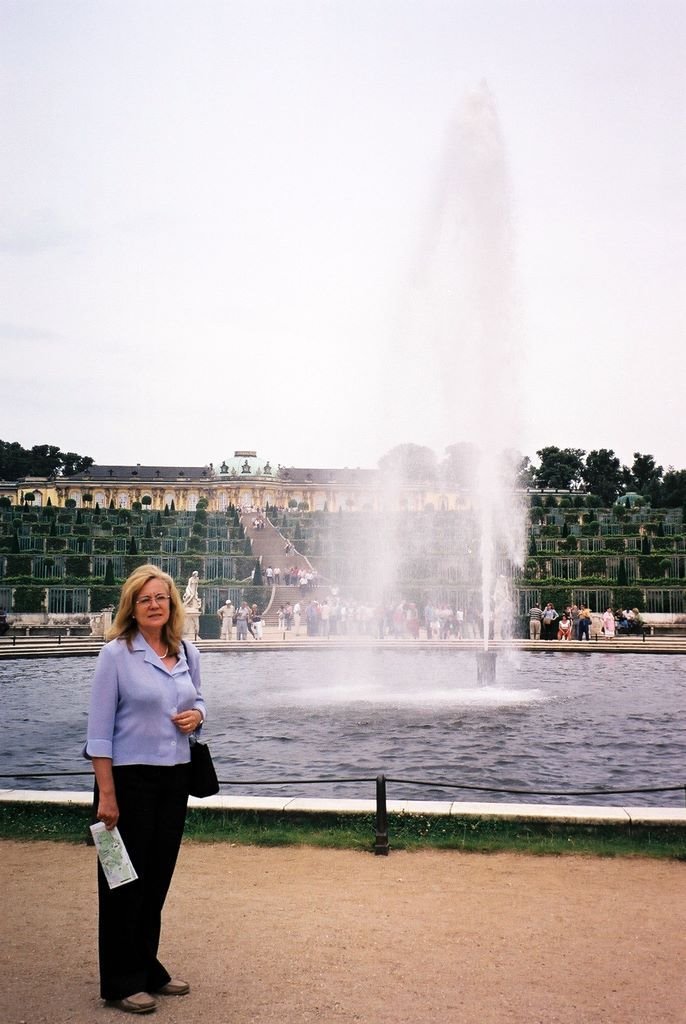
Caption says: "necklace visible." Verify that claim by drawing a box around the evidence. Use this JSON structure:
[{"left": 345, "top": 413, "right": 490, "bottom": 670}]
[{"left": 159, "top": 646, "right": 169, "bottom": 659}]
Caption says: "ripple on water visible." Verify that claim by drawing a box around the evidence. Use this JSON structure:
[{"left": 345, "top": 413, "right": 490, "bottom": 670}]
[{"left": 2, "top": 650, "right": 684, "bottom": 805}]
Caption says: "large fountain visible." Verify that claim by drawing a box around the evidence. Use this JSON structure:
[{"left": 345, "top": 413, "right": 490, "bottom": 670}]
[{"left": 367, "top": 83, "right": 527, "bottom": 665}]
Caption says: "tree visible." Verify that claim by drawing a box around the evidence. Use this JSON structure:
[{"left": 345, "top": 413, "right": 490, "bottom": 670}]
[
  {"left": 141, "top": 495, "right": 152, "bottom": 508},
  {"left": 441, "top": 442, "right": 478, "bottom": 487},
  {"left": 60, "top": 451, "right": 94, "bottom": 476},
  {"left": 0, "top": 440, "right": 93, "bottom": 478},
  {"left": 660, "top": 469, "right": 686, "bottom": 512},
  {"left": 378, "top": 443, "right": 438, "bottom": 483},
  {"left": 514, "top": 454, "right": 536, "bottom": 489},
  {"left": 104, "top": 559, "right": 115, "bottom": 585},
  {"left": 623, "top": 452, "right": 663, "bottom": 500},
  {"left": 128, "top": 536, "right": 138, "bottom": 555},
  {"left": 23, "top": 491, "right": 35, "bottom": 505},
  {"left": 534, "top": 447, "right": 585, "bottom": 490},
  {"left": 582, "top": 449, "right": 623, "bottom": 505},
  {"left": 253, "top": 560, "right": 263, "bottom": 586}
]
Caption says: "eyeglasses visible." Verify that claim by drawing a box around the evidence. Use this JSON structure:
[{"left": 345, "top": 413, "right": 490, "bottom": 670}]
[{"left": 136, "top": 594, "right": 171, "bottom": 606}]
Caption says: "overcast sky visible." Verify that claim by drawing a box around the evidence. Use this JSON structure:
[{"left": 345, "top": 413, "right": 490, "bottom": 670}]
[{"left": 1, "top": 0, "right": 684, "bottom": 474}]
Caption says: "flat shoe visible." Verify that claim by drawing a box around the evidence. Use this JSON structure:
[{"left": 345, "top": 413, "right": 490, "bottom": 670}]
[
  {"left": 108, "top": 992, "right": 157, "bottom": 1013},
  {"left": 156, "top": 979, "right": 190, "bottom": 996}
]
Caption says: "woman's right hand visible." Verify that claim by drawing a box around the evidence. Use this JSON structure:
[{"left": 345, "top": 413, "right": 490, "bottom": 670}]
[
  {"left": 92, "top": 757, "right": 119, "bottom": 830},
  {"left": 97, "top": 793, "right": 119, "bottom": 830}
]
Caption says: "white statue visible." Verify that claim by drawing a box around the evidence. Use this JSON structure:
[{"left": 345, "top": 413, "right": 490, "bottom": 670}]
[
  {"left": 182, "top": 570, "right": 202, "bottom": 639},
  {"left": 182, "top": 570, "right": 201, "bottom": 611}
]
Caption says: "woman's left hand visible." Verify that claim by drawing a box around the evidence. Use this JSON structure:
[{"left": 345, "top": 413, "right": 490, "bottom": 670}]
[{"left": 171, "top": 709, "right": 203, "bottom": 734}]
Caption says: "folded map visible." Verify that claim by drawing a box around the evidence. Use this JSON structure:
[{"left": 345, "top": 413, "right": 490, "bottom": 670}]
[{"left": 90, "top": 823, "right": 138, "bottom": 889}]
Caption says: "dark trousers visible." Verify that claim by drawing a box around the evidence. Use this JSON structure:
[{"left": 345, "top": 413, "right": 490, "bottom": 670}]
[{"left": 96, "top": 763, "right": 190, "bottom": 1001}]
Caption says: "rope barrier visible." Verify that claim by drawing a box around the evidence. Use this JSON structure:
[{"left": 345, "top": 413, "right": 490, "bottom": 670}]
[
  {"left": 0, "top": 770, "right": 682, "bottom": 798},
  {"left": 3, "top": 769, "right": 684, "bottom": 858},
  {"left": 384, "top": 777, "right": 686, "bottom": 797}
]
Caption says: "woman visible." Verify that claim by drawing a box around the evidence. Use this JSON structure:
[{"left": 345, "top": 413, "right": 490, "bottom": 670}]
[
  {"left": 557, "top": 613, "right": 572, "bottom": 640},
  {"left": 250, "top": 603, "right": 263, "bottom": 639},
  {"left": 602, "top": 606, "right": 616, "bottom": 638},
  {"left": 86, "top": 565, "right": 206, "bottom": 1015}
]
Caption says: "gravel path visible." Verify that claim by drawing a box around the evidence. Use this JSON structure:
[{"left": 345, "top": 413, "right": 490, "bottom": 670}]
[{"left": 2, "top": 840, "right": 684, "bottom": 1024}]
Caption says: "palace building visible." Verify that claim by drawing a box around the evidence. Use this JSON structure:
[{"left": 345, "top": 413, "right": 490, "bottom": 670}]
[{"left": 1, "top": 451, "right": 467, "bottom": 514}]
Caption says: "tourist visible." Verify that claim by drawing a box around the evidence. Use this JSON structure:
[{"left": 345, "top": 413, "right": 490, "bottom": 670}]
[
  {"left": 578, "top": 604, "right": 593, "bottom": 641},
  {"left": 85, "top": 565, "right": 205, "bottom": 1014},
  {"left": 235, "top": 601, "right": 251, "bottom": 640},
  {"left": 570, "top": 603, "right": 580, "bottom": 639},
  {"left": 265, "top": 565, "right": 274, "bottom": 586},
  {"left": 217, "top": 599, "right": 234, "bottom": 640},
  {"left": 306, "top": 601, "right": 319, "bottom": 636},
  {"left": 251, "top": 604, "right": 263, "bottom": 639},
  {"left": 284, "top": 602, "right": 293, "bottom": 630},
  {"left": 406, "top": 602, "right": 420, "bottom": 639},
  {"left": 292, "top": 600, "right": 301, "bottom": 636},
  {"left": 557, "top": 613, "right": 572, "bottom": 640},
  {"left": 542, "top": 602, "right": 559, "bottom": 641},
  {"left": 424, "top": 602, "right": 435, "bottom": 639},
  {"left": 602, "top": 607, "right": 616, "bottom": 639},
  {"left": 320, "top": 599, "right": 331, "bottom": 637},
  {"left": 274, "top": 566, "right": 281, "bottom": 585},
  {"left": 615, "top": 609, "right": 630, "bottom": 635},
  {"left": 528, "top": 601, "right": 543, "bottom": 641}
]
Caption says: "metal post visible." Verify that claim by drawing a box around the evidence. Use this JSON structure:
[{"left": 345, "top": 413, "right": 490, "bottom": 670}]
[{"left": 374, "top": 773, "right": 389, "bottom": 855}]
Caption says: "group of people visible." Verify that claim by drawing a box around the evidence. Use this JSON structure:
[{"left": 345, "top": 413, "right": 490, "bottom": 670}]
[
  {"left": 216, "top": 599, "right": 264, "bottom": 640},
  {"left": 529, "top": 601, "right": 644, "bottom": 641},
  {"left": 529, "top": 602, "right": 594, "bottom": 641},
  {"left": 264, "top": 564, "right": 319, "bottom": 589},
  {"left": 279, "top": 597, "right": 474, "bottom": 641},
  {"left": 602, "top": 606, "right": 644, "bottom": 637}
]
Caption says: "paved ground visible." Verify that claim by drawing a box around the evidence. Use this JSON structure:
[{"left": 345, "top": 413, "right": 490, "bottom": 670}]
[{"left": 2, "top": 839, "right": 684, "bottom": 1024}]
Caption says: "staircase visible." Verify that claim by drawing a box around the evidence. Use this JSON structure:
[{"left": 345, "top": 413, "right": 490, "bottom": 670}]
[{"left": 240, "top": 514, "right": 328, "bottom": 624}]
